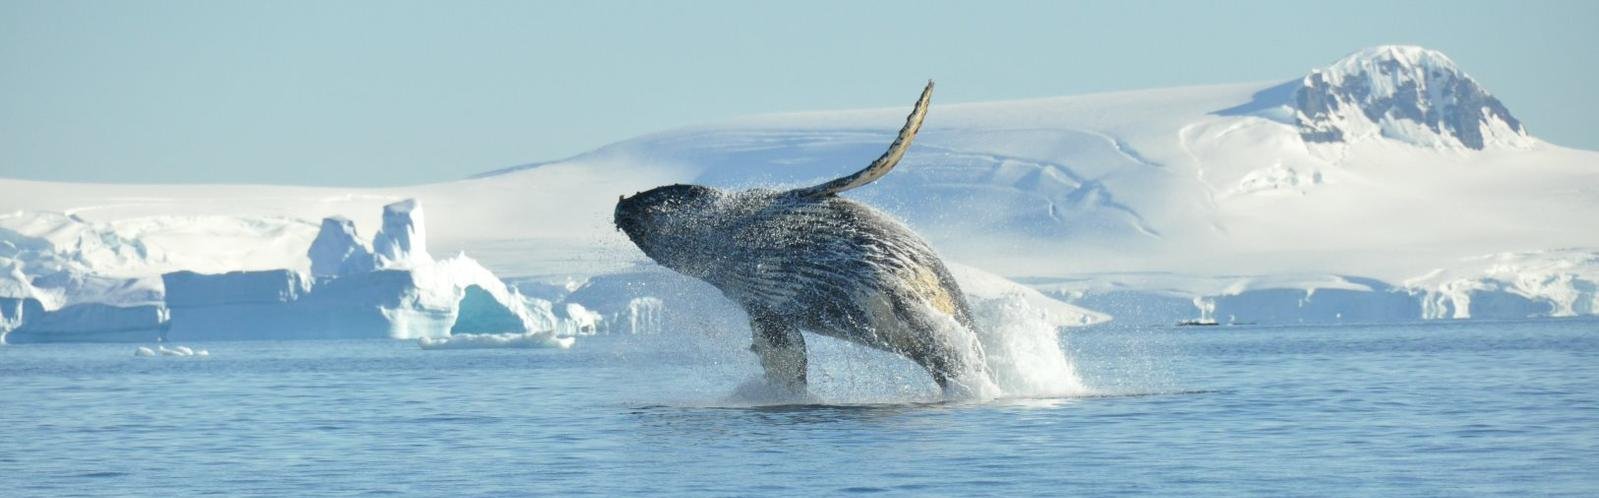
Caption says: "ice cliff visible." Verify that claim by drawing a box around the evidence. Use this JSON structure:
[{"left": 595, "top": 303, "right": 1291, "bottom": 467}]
[{"left": 5, "top": 303, "right": 168, "bottom": 344}]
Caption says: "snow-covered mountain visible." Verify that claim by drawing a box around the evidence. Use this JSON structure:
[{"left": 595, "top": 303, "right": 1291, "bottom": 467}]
[
  {"left": 1292, "top": 45, "right": 1530, "bottom": 150},
  {"left": 2, "top": 45, "right": 1596, "bottom": 327}
]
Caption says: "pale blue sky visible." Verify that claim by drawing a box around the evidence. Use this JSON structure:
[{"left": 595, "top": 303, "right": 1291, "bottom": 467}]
[{"left": 2, "top": 0, "right": 1594, "bottom": 186}]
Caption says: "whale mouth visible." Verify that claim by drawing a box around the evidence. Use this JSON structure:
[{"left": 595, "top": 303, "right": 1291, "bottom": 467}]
[{"left": 615, "top": 195, "right": 626, "bottom": 232}]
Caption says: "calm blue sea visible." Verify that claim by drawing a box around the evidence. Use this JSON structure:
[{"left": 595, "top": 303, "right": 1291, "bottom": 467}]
[{"left": 3, "top": 319, "right": 1596, "bottom": 496}]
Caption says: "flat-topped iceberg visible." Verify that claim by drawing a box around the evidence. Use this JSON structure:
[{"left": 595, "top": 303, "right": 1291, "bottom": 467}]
[{"left": 5, "top": 303, "right": 169, "bottom": 344}]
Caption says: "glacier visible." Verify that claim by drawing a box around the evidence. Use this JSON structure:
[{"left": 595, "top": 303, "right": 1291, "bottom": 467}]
[{"left": 2, "top": 45, "right": 1598, "bottom": 339}]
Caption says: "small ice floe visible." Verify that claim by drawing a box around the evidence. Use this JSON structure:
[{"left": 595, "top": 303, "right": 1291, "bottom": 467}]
[
  {"left": 134, "top": 345, "right": 209, "bottom": 357},
  {"left": 417, "top": 332, "right": 574, "bottom": 350}
]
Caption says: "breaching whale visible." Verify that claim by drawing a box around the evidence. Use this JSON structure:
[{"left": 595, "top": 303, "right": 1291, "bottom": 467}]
[{"left": 614, "top": 82, "right": 997, "bottom": 397}]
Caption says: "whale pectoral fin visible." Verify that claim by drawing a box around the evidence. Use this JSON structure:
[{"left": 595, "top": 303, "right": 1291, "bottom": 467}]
[
  {"left": 749, "top": 312, "right": 808, "bottom": 392},
  {"left": 789, "top": 81, "right": 933, "bottom": 199}
]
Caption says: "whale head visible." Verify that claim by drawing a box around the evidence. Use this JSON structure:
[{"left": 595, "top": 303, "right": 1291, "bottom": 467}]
[{"left": 614, "top": 184, "right": 728, "bottom": 277}]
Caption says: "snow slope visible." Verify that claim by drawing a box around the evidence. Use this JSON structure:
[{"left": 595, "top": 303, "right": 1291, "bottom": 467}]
[{"left": 2, "top": 45, "right": 1595, "bottom": 326}]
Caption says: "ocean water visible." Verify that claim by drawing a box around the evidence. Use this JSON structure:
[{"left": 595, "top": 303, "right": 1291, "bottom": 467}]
[{"left": 3, "top": 319, "right": 1596, "bottom": 496}]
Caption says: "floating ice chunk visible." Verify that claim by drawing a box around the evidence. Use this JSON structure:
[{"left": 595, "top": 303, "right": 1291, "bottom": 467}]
[
  {"left": 417, "top": 332, "right": 574, "bottom": 350},
  {"left": 136, "top": 345, "right": 209, "bottom": 357}
]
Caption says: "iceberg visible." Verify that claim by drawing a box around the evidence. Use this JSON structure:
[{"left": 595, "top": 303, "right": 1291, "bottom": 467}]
[
  {"left": 163, "top": 269, "right": 398, "bottom": 341},
  {"left": 5, "top": 303, "right": 169, "bottom": 344},
  {"left": 161, "top": 255, "right": 560, "bottom": 341},
  {"left": 164, "top": 269, "right": 312, "bottom": 307},
  {"left": 152, "top": 200, "right": 571, "bottom": 341}
]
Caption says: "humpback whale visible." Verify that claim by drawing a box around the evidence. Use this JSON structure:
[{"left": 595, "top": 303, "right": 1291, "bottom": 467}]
[{"left": 615, "top": 82, "right": 997, "bottom": 397}]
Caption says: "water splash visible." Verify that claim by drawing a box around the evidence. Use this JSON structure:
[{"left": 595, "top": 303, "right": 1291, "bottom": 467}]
[
  {"left": 968, "top": 294, "right": 1092, "bottom": 398},
  {"left": 606, "top": 272, "right": 1098, "bottom": 406},
  {"left": 709, "top": 292, "right": 1092, "bottom": 405}
]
